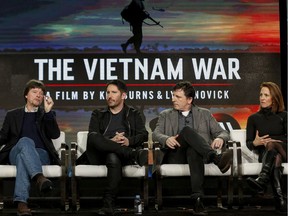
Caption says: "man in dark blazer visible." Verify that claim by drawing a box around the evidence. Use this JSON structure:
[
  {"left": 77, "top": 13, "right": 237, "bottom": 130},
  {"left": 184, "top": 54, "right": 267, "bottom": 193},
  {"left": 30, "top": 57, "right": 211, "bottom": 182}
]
[
  {"left": 0, "top": 79, "right": 60, "bottom": 216},
  {"left": 152, "top": 81, "right": 232, "bottom": 215}
]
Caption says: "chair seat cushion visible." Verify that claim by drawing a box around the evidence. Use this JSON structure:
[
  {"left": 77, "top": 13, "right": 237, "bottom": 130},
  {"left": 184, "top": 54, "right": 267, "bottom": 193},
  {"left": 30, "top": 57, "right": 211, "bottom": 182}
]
[
  {"left": 242, "top": 162, "right": 288, "bottom": 175},
  {"left": 160, "top": 164, "right": 190, "bottom": 176},
  {"left": 75, "top": 165, "right": 146, "bottom": 178},
  {"left": 0, "top": 165, "right": 16, "bottom": 177},
  {"left": 241, "top": 163, "right": 262, "bottom": 175},
  {"left": 42, "top": 165, "right": 63, "bottom": 177},
  {"left": 0, "top": 165, "right": 62, "bottom": 178},
  {"left": 159, "top": 164, "right": 231, "bottom": 177},
  {"left": 204, "top": 164, "right": 231, "bottom": 176},
  {"left": 122, "top": 165, "right": 146, "bottom": 177},
  {"left": 75, "top": 165, "right": 107, "bottom": 177}
]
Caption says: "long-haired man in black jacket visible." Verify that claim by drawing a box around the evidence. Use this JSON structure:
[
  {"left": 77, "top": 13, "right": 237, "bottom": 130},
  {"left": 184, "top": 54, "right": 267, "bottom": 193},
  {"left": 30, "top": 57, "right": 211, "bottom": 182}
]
[{"left": 86, "top": 79, "right": 148, "bottom": 215}]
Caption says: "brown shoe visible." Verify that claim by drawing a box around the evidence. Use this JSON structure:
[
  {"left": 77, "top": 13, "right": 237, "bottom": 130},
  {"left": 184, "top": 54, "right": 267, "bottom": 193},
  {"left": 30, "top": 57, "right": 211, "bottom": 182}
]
[
  {"left": 36, "top": 174, "right": 53, "bottom": 193},
  {"left": 17, "top": 202, "right": 32, "bottom": 216},
  {"left": 215, "top": 149, "right": 233, "bottom": 173}
]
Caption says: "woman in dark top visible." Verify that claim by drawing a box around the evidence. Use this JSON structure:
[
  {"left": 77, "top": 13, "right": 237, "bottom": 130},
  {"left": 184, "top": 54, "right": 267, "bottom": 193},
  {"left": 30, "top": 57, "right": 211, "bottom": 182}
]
[{"left": 246, "top": 82, "right": 287, "bottom": 213}]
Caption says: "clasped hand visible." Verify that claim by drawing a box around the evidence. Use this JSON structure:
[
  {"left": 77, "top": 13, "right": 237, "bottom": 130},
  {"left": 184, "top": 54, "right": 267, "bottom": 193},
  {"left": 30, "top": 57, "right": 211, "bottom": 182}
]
[{"left": 111, "top": 132, "right": 129, "bottom": 146}]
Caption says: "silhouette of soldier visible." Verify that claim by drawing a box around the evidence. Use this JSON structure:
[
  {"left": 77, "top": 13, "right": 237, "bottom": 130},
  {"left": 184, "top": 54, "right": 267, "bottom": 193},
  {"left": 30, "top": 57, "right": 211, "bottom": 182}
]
[{"left": 121, "top": 0, "right": 148, "bottom": 54}]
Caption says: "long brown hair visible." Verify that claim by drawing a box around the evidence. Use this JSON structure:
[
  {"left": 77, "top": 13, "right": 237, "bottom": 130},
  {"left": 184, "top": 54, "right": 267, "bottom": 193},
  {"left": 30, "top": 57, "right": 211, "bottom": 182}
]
[{"left": 260, "top": 82, "right": 285, "bottom": 113}]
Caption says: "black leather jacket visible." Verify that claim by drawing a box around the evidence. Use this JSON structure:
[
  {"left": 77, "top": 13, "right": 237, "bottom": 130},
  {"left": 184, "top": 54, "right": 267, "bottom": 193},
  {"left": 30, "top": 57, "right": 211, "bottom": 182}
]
[{"left": 88, "top": 104, "right": 148, "bottom": 148}]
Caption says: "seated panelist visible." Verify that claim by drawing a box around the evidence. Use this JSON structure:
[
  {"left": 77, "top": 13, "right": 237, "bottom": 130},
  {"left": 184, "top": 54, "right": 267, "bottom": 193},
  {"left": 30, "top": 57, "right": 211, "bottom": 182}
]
[
  {"left": 152, "top": 81, "right": 232, "bottom": 215},
  {"left": 246, "top": 82, "right": 287, "bottom": 214},
  {"left": 83, "top": 79, "right": 148, "bottom": 215},
  {"left": 0, "top": 79, "right": 61, "bottom": 216}
]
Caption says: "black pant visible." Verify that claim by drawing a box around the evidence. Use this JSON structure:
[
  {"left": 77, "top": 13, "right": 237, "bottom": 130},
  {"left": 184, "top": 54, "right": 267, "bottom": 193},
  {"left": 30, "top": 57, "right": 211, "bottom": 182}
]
[
  {"left": 163, "top": 126, "right": 215, "bottom": 199},
  {"left": 86, "top": 132, "right": 134, "bottom": 198}
]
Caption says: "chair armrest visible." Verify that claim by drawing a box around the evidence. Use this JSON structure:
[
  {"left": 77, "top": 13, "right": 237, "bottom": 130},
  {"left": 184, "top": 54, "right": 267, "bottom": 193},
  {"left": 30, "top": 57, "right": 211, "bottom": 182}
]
[
  {"left": 70, "top": 142, "right": 78, "bottom": 167},
  {"left": 227, "top": 140, "right": 241, "bottom": 149},
  {"left": 142, "top": 141, "right": 154, "bottom": 166},
  {"left": 58, "top": 142, "right": 69, "bottom": 180},
  {"left": 70, "top": 142, "right": 77, "bottom": 151},
  {"left": 153, "top": 142, "right": 161, "bottom": 173},
  {"left": 60, "top": 143, "right": 69, "bottom": 167},
  {"left": 143, "top": 141, "right": 149, "bottom": 150},
  {"left": 227, "top": 141, "right": 242, "bottom": 177}
]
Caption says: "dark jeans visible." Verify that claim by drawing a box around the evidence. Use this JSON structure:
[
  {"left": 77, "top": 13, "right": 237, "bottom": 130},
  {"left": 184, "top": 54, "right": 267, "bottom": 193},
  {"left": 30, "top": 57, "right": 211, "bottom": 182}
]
[
  {"left": 163, "top": 126, "right": 215, "bottom": 199},
  {"left": 86, "top": 132, "right": 134, "bottom": 198}
]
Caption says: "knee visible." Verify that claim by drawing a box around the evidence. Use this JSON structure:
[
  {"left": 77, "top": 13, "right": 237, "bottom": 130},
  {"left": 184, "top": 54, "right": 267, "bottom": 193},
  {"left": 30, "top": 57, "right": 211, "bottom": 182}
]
[
  {"left": 106, "top": 153, "right": 121, "bottom": 168},
  {"left": 88, "top": 131, "right": 99, "bottom": 140},
  {"left": 180, "top": 126, "right": 194, "bottom": 135},
  {"left": 267, "top": 148, "right": 278, "bottom": 155},
  {"left": 87, "top": 132, "right": 102, "bottom": 147},
  {"left": 266, "top": 142, "right": 281, "bottom": 151},
  {"left": 17, "top": 137, "right": 35, "bottom": 149},
  {"left": 266, "top": 142, "right": 275, "bottom": 151}
]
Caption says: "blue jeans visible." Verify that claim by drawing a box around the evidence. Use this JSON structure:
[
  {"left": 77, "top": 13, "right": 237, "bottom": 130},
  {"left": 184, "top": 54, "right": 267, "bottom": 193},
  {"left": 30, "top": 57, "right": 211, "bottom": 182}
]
[{"left": 9, "top": 137, "right": 50, "bottom": 203}]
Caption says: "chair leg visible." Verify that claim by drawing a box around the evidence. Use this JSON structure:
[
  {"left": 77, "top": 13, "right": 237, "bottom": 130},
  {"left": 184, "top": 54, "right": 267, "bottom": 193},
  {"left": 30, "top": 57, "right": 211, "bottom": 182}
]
[
  {"left": 216, "top": 177, "right": 224, "bottom": 209},
  {"left": 238, "top": 176, "right": 244, "bottom": 209},
  {"left": 71, "top": 176, "right": 79, "bottom": 211},
  {"left": 0, "top": 179, "right": 3, "bottom": 210},
  {"left": 236, "top": 144, "right": 244, "bottom": 209},
  {"left": 60, "top": 175, "right": 69, "bottom": 211},
  {"left": 142, "top": 165, "right": 149, "bottom": 209},
  {"left": 156, "top": 174, "right": 163, "bottom": 210},
  {"left": 143, "top": 178, "right": 149, "bottom": 209},
  {"left": 227, "top": 175, "right": 234, "bottom": 209}
]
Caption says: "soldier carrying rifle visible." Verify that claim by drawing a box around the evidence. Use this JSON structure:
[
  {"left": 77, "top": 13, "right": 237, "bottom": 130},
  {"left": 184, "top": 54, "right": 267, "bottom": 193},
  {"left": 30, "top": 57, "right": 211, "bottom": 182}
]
[{"left": 121, "top": 0, "right": 163, "bottom": 54}]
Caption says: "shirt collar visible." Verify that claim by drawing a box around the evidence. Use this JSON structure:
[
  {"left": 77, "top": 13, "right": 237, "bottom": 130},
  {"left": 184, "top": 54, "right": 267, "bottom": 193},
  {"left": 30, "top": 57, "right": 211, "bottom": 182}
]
[
  {"left": 178, "top": 110, "right": 191, "bottom": 117},
  {"left": 25, "top": 106, "right": 38, "bottom": 113}
]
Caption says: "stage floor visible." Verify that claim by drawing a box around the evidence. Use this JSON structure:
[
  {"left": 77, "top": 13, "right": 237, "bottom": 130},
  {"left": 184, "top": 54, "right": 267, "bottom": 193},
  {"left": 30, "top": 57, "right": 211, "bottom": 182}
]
[{"left": 0, "top": 205, "right": 281, "bottom": 216}]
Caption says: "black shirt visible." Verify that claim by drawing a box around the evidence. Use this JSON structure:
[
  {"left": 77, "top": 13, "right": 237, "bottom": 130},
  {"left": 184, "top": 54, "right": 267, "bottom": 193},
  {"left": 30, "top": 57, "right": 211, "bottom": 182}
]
[
  {"left": 104, "top": 109, "right": 128, "bottom": 138},
  {"left": 246, "top": 107, "right": 287, "bottom": 159}
]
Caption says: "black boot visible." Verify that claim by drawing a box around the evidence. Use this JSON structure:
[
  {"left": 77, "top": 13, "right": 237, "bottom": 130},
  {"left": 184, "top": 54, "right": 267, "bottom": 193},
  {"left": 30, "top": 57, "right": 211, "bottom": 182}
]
[
  {"left": 114, "top": 146, "right": 148, "bottom": 166},
  {"left": 192, "top": 197, "right": 208, "bottom": 216},
  {"left": 272, "top": 167, "right": 287, "bottom": 214},
  {"left": 246, "top": 150, "right": 277, "bottom": 193},
  {"left": 131, "top": 149, "right": 148, "bottom": 166},
  {"left": 96, "top": 195, "right": 115, "bottom": 215}
]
